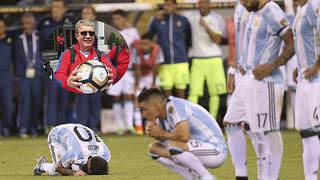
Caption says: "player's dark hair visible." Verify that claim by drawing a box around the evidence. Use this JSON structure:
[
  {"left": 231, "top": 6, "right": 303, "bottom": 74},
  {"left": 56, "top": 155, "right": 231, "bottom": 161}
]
[
  {"left": 138, "top": 88, "right": 165, "bottom": 103},
  {"left": 164, "top": 0, "right": 177, "bottom": 4},
  {"left": 89, "top": 156, "right": 109, "bottom": 175},
  {"left": 111, "top": 9, "right": 127, "bottom": 18}
]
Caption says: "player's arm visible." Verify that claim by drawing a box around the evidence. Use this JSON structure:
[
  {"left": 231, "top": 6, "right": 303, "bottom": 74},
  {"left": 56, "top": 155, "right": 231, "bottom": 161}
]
[
  {"left": 199, "top": 18, "right": 222, "bottom": 44},
  {"left": 253, "top": 29, "right": 295, "bottom": 80},
  {"left": 270, "top": 29, "right": 295, "bottom": 70},
  {"left": 146, "top": 120, "right": 191, "bottom": 142},
  {"left": 304, "top": 55, "right": 320, "bottom": 80},
  {"left": 227, "top": 59, "right": 238, "bottom": 93},
  {"left": 55, "top": 163, "right": 86, "bottom": 176}
]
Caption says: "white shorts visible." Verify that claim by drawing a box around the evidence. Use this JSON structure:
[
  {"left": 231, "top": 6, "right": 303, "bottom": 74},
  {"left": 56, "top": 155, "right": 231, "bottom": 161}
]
[
  {"left": 162, "top": 139, "right": 227, "bottom": 168},
  {"left": 224, "top": 75, "right": 284, "bottom": 132},
  {"left": 138, "top": 74, "right": 160, "bottom": 89},
  {"left": 187, "top": 140, "right": 227, "bottom": 168},
  {"left": 108, "top": 70, "right": 135, "bottom": 96},
  {"left": 295, "top": 82, "right": 320, "bottom": 130}
]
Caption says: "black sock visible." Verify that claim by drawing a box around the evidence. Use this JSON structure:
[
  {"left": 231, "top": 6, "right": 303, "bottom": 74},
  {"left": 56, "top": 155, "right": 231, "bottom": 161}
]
[{"left": 236, "top": 176, "right": 248, "bottom": 180}]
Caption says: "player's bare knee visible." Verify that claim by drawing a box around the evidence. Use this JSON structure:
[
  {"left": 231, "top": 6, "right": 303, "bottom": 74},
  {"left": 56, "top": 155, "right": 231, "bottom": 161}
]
[
  {"left": 148, "top": 142, "right": 163, "bottom": 154},
  {"left": 148, "top": 142, "right": 163, "bottom": 160}
]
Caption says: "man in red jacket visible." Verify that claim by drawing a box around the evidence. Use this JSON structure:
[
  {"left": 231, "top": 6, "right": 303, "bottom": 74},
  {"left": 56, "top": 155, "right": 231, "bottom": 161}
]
[{"left": 54, "top": 19, "right": 116, "bottom": 93}]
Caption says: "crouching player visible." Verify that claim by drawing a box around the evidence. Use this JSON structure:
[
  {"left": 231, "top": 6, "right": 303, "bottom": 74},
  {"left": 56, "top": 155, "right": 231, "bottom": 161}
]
[
  {"left": 33, "top": 123, "right": 111, "bottom": 176},
  {"left": 138, "top": 88, "right": 227, "bottom": 180}
]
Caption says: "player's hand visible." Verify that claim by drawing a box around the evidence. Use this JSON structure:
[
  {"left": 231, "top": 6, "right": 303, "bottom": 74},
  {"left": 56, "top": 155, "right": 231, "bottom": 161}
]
[
  {"left": 292, "top": 68, "right": 298, "bottom": 83},
  {"left": 252, "top": 63, "right": 273, "bottom": 80},
  {"left": 227, "top": 74, "right": 235, "bottom": 93},
  {"left": 106, "top": 68, "right": 114, "bottom": 86},
  {"left": 74, "top": 170, "right": 87, "bottom": 176},
  {"left": 199, "top": 18, "right": 208, "bottom": 28},
  {"left": 304, "top": 65, "right": 320, "bottom": 81},
  {"left": 239, "top": 66, "right": 246, "bottom": 75},
  {"left": 145, "top": 121, "right": 162, "bottom": 138},
  {"left": 67, "top": 69, "right": 82, "bottom": 91}
]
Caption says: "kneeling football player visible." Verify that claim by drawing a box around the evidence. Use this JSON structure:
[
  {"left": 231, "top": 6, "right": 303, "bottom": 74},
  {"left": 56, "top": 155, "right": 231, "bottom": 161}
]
[
  {"left": 138, "top": 88, "right": 227, "bottom": 180},
  {"left": 33, "top": 123, "right": 111, "bottom": 176}
]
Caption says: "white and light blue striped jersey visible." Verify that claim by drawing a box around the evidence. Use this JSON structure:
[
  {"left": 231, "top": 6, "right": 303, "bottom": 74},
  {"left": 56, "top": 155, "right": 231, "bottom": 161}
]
[
  {"left": 234, "top": 2, "right": 250, "bottom": 67},
  {"left": 48, "top": 124, "right": 111, "bottom": 168},
  {"left": 243, "top": 1, "right": 290, "bottom": 84},
  {"left": 293, "top": 0, "right": 320, "bottom": 82},
  {"left": 158, "top": 96, "right": 227, "bottom": 151}
]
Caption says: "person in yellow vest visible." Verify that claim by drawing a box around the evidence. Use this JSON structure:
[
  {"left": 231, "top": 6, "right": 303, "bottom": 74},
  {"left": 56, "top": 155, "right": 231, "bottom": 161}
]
[{"left": 132, "top": 33, "right": 164, "bottom": 134}]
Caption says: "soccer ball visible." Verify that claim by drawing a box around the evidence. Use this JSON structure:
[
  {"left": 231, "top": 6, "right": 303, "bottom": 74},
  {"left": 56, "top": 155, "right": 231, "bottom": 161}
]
[{"left": 76, "top": 60, "right": 110, "bottom": 94}]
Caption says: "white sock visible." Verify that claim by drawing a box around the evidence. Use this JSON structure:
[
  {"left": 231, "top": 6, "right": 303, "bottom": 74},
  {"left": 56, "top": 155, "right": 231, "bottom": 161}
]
[
  {"left": 170, "top": 149, "right": 213, "bottom": 180},
  {"left": 302, "top": 135, "right": 320, "bottom": 180},
  {"left": 134, "top": 107, "right": 142, "bottom": 127},
  {"left": 156, "top": 157, "right": 198, "bottom": 180},
  {"left": 41, "top": 162, "right": 57, "bottom": 175},
  {"left": 266, "top": 131, "right": 283, "bottom": 180},
  {"left": 124, "top": 101, "right": 134, "bottom": 129},
  {"left": 225, "top": 126, "right": 248, "bottom": 177},
  {"left": 113, "top": 102, "right": 124, "bottom": 130},
  {"left": 255, "top": 132, "right": 269, "bottom": 180},
  {"left": 247, "top": 131, "right": 261, "bottom": 180}
]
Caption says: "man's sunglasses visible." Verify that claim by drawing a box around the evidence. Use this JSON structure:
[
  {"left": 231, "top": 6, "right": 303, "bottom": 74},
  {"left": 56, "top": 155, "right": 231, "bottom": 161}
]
[{"left": 79, "top": 31, "right": 95, "bottom": 37}]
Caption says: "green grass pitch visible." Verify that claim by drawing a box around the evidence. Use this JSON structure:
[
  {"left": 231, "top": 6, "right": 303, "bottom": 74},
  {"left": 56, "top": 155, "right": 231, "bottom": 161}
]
[{"left": 0, "top": 131, "right": 306, "bottom": 179}]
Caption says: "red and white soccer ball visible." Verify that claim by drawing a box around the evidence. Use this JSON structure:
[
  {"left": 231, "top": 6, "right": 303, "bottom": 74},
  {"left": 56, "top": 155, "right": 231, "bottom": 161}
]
[{"left": 76, "top": 60, "right": 110, "bottom": 94}]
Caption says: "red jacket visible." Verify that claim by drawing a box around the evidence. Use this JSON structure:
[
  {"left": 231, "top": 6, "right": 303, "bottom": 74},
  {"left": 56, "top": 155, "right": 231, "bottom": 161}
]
[
  {"left": 54, "top": 43, "right": 117, "bottom": 93},
  {"left": 108, "top": 46, "right": 130, "bottom": 82}
]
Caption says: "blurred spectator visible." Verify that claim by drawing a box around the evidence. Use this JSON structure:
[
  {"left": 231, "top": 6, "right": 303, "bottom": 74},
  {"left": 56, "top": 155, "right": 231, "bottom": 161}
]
[
  {"left": 81, "top": 5, "right": 96, "bottom": 20},
  {"left": 147, "top": 0, "right": 191, "bottom": 98},
  {"left": 37, "top": 0, "right": 71, "bottom": 42},
  {"left": 13, "top": 13, "right": 42, "bottom": 138},
  {"left": 37, "top": 0, "right": 71, "bottom": 132},
  {"left": 184, "top": 0, "right": 226, "bottom": 118},
  {"left": 0, "top": 19, "right": 13, "bottom": 137},
  {"left": 132, "top": 33, "right": 164, "bottom": 134},
  {"left": 107, "top": 9, "right": 140, "bottom": 135}
]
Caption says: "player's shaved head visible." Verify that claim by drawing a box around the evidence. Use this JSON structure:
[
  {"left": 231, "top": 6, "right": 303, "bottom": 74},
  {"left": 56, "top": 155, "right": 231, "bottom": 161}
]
[
  {"left": 138, "top": 88, "right": 167, "bottom": 120},
  {"left": 138, "top": 88, "right": 165, "bottom": 104}
]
